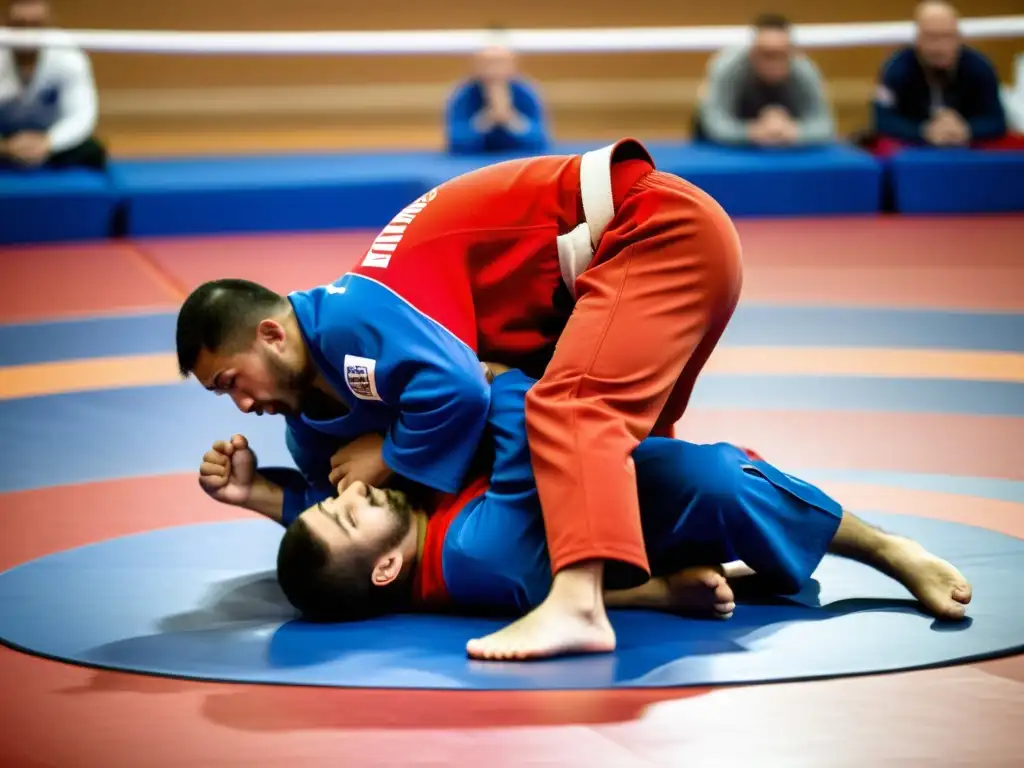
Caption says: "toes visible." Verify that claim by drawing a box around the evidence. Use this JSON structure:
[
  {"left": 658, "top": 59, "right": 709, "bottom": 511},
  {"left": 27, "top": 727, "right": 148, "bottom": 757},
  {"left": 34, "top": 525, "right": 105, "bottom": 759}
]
[
  {"left": 694, "top": 570, "right": 722, "bottom": 590},
  {"left": 466, "top": 637, "right": 505, "bottom": 660},
  {"left": 953, "top": 584, "right": 973, "bottom": 604},
  {"left": 714, "top": 582, "right": 735, "bottom": 605}
]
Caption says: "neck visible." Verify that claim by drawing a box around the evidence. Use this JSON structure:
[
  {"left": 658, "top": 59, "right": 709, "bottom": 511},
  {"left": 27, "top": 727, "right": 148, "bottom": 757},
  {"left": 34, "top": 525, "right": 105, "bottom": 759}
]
[{"left": 282, "top": 309, "right": 344, "bottom": 404}]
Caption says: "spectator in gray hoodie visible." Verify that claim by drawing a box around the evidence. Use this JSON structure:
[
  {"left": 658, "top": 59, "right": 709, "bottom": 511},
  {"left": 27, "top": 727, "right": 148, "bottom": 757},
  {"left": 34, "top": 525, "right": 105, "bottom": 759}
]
[{"left": 696, "top": 14, "right": 835, "bottom": 147}]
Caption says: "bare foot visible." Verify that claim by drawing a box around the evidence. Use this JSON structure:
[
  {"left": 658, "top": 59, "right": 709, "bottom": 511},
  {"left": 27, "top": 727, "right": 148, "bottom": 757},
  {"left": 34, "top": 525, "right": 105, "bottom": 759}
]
[
  {"left": 466, "top": 564, "right": 615, "bottom": 661},
  {"left": 665, "top": 565, "right": 736, "bottom": 619},
  {"left": 881, "top": 537, "right": 973, "bottom": 620}
]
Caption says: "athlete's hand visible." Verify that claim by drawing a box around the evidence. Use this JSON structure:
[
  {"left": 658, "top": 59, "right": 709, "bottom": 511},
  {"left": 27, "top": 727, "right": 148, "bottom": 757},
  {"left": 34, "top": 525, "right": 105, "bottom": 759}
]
[
  {"left": 480, "top": 361, "right": 512, "bottom": 383},
  {"left": 199, "top": 434, "right": 257, "bottom": 505},
  {"left": 328, "top": 433, "right": 393, "bottom": 491}
]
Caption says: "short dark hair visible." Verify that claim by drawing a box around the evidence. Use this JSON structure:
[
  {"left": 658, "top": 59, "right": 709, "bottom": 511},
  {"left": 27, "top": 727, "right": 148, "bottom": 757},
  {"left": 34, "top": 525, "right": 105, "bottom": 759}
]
[
  {"left": 752, "top": 13, "right": 791, "bottom": 31},
  {"left": 276, "top": 514, "right": 395, "bottom": 622},
  {"left": 174, "top": 278, "right": 288, "bottom": 377}
]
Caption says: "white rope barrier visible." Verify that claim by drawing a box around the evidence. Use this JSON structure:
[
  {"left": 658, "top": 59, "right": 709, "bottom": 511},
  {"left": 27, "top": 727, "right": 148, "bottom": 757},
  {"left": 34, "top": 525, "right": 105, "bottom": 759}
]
[{"left": 1, "top": 17, "right": 1022, "bottom": 55}]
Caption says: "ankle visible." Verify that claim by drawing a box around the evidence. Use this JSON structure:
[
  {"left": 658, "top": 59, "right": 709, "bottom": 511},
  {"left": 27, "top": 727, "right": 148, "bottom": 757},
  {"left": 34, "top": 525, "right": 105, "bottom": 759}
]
[
  {"left": 869, "top": 532, "right": 915, "bottom": 573},
  {"left": 551, "top": 561, "right": 606, "bottom": 615}
]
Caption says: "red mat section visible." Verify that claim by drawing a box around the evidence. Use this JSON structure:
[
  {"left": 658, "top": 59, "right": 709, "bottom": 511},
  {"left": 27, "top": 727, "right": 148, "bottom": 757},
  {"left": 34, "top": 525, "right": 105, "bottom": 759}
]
[
  {"left": 0, "top": 243, "right": 181, "bottom": 324},
  {"left": 0, "top": 475, "right": 244, "bottom": 572},
  {"left": 2, "top": 217, "right": 1020, "bottom": 324},
  {"left": 735, "top": 215, "right": 1024, "bottom": 310},
  {"left": 135, "top": 231, "right": 374, "bottom": 296}
]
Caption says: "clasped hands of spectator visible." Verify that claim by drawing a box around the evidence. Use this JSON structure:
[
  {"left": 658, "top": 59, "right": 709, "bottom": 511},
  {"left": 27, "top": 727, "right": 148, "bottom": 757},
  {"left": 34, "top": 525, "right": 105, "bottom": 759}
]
[
  {"left": 477, "top": 81, "right": 526, "bottom": 134},
  {"left": 923, "top": 108, "right": 970, "bottom": 147},
  {"left": 2, "top": 131, "right": 51, "bottom": 167},
  {"left": 748, "top": 106, "right": 799, "bottom": 147}
]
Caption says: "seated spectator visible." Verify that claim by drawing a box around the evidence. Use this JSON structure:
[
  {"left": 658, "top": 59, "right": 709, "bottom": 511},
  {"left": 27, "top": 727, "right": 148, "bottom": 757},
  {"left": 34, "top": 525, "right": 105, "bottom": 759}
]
[
  {"left": 870, "top": 0, "right": 1019, "bottom": 154},
  {"left": 695, "top": 13, "right": 835, "bottom": 148},
  {"left": 1002, "top": 53, "right": 1024, "bottom": 134},
  {"left": 0, "top": 0, "right": 105, "bottom": 170},
  {"left": 445, "top": 43, "right": 549, "bottom": 156}
]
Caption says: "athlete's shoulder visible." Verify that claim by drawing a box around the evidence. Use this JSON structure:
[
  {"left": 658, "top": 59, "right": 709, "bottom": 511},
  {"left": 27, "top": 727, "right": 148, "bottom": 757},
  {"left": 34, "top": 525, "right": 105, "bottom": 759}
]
[{"left": 287, "top": 275, "right": 416, "bottom": 354}]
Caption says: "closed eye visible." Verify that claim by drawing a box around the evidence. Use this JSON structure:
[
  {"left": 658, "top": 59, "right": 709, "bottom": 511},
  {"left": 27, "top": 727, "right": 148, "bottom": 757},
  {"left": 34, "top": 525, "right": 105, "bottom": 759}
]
[{"left": 317, "top": 501, "right": 351, "bottom": 538}]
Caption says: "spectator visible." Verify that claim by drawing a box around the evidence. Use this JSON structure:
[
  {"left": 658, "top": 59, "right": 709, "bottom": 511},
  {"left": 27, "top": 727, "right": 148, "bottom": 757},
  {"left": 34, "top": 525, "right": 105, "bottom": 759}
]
[
  {"left": 1001, "top": 53, "right": 1024, "bottom": 134},
  {"left": 871, "top": 1, "right": 1007, "bottom": 151},
  {"left": 445, "top": 43, "right": 549, "bottom": 155},
  {"left": 0, "top": 0, "right": 105, "bottom": 170},
  {"left": 696, "top": 13, "right": 835, "bottom": 147}
]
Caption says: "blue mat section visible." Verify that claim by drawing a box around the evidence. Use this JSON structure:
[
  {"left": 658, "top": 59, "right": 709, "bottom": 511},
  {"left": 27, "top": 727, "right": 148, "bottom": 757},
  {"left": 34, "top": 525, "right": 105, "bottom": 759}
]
[
  {"left": 890, "top": 149, "right": 1024, "bottom": 214},
  {"left": 1, "top": 375, "right": 1017, "bottom": 494},
  {"left": 7, "top": 306, "right": 1024, "bottom": 367},
  {"left": 693, "top": 375, "right": 1024, "bottom": 416},
  {"left": 0, "top": 513, "right": 1019, "bottom": 689},
  {"left": 102, "top": 143, "right": 883, "bottom": 238},
  {"left": 109, "top": 154, "right": 432, "bottom": 237},
  {"left": 0, "top": 313, "right": 177, "bottom": 366},
  {"left": 0, "top": 169, "right": 116, "bottom": 244},
  {"left": 0, "top": 385, "right": 294, "bottom": 493},
  {"left": 719, "top": 306, "right": 1024, "bottom": 353},
  {"left": 10, "top": 143, "right": 1024, "bottom": 244},
  {"left": 648, "top": 142, "right": 882, "bottom": 217}
]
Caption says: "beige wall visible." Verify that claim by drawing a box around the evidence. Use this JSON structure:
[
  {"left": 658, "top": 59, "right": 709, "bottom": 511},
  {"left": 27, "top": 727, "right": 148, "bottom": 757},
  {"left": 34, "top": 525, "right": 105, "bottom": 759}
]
[{"left": 46, "top": 1, "right": 1023, "bottom": 154}]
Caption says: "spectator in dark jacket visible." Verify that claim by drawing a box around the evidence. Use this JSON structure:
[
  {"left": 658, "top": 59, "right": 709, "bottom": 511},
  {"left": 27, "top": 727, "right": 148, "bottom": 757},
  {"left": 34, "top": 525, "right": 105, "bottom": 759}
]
[{"left": 872, "top": 1, "right": 1006, "bottom": 148}]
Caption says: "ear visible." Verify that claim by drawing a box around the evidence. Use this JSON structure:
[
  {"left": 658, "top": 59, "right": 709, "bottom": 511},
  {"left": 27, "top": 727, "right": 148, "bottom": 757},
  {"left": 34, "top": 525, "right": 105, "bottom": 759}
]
[
  {"left": 371, "top": 550, "right": 404, "bottom": 588},
  {"left": 256, "top": 318, "right": 286, "bottom": 348}
]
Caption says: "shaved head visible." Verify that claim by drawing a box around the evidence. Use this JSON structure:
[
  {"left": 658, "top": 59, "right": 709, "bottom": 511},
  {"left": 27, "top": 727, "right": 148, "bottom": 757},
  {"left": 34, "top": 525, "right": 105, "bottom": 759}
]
[
  {"left": 914, "top": 1, "right": 959, "bottom": 25},
  {"left": 6, "top": 0, "right": 51, "bottom": 27},
  {"left": 914, "top": 1, "right": 961, "bottom": 70},
  {"left": 474, "top": 44, "right": 517, "bottom": 84}
]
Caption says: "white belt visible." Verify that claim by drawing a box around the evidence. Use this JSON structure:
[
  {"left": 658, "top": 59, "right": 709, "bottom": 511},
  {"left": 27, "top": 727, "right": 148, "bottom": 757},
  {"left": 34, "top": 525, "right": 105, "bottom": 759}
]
[{"left": 556, "top": 142, "right": 617, "bottom": 300}]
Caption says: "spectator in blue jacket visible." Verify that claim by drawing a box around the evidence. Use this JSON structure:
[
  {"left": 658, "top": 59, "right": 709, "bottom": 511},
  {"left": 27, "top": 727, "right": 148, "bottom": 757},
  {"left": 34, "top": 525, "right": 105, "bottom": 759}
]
[
  {"left": 445, "top": 44, "right": 549, "bottom": 156},
  {"left": 872, "top": 1, "right": 1006, "bottom": 148}
]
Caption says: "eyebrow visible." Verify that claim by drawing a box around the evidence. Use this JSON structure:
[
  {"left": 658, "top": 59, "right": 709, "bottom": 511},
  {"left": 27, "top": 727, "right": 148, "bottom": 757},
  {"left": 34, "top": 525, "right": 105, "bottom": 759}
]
[{"left": 318, "top": 501, "right": 351, "bottom": 538}]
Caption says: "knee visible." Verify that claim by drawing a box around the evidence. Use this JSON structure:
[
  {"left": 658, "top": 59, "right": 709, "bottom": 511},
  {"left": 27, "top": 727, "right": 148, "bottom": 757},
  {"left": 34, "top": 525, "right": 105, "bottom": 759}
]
[{"left": 689, "top": 445, "right": 749, "bottom": 516}]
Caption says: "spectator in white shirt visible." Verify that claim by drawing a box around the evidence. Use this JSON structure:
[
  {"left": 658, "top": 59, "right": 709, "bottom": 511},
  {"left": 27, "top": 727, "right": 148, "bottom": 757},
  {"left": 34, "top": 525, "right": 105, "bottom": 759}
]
[{"left": 1, "top": 0, "right": 105, "bottom": 170}]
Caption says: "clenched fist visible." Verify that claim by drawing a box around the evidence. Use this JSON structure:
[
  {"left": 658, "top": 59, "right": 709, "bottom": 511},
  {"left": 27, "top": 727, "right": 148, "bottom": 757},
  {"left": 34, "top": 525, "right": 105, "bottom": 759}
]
[{"left": 199, "top": 434, "right": 256, "bottom": 505}]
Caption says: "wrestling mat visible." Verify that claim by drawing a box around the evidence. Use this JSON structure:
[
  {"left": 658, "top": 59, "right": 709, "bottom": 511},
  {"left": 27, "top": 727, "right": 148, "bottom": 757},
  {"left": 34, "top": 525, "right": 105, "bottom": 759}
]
[{"left": 1, "top": 511, "right": 1021, "bottom": 690}]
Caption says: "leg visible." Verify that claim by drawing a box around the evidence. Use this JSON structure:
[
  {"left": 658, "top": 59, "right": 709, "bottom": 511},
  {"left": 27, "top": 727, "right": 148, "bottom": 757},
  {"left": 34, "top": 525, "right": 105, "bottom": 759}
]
[
  {"left": 46, "top": 137, "right": 108, "bottom": 170},
  {"left": 604, "top": 565, "right": 736, "bottom": 619},
  {"left": 466, "top": 173, "right": 743, "bottom": 660},
  {"left": 649, "top": 305, "right": 734, "bottom": 439},
  {"left": 827, "top": 510, "right": 972, "bottom": 621},
  {"left": 636, "top": 440, "right": 972, "bottom": 621}
]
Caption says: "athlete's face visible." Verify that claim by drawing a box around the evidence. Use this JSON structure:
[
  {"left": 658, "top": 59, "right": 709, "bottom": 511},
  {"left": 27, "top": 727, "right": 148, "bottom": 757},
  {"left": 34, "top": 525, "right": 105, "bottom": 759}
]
[
  {"left": 298, "top": 482, "right": 415, "bottom": 582},
  {"left": 192, "top": 320, "right": 307, "bottom": 417}
]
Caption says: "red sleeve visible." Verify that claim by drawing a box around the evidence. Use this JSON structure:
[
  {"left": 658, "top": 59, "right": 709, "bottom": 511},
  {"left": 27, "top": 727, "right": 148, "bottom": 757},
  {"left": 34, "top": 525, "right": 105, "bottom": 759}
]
[{"left": 413, "top": 475, "right": 491, "bottom": 608}]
